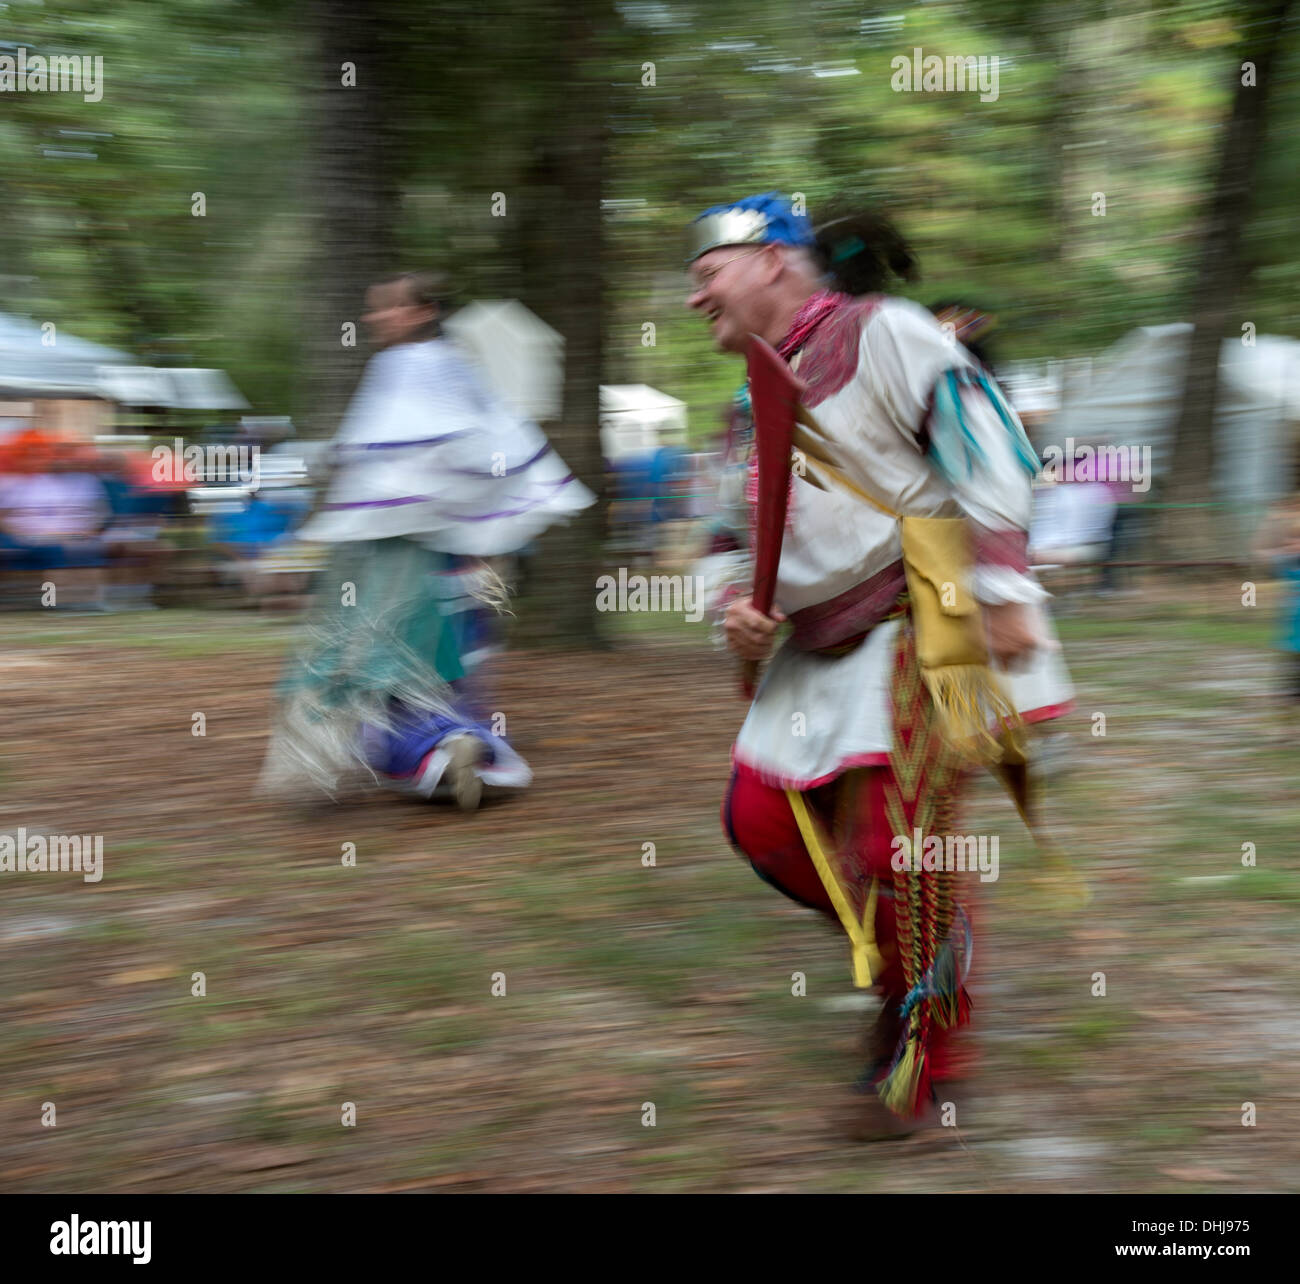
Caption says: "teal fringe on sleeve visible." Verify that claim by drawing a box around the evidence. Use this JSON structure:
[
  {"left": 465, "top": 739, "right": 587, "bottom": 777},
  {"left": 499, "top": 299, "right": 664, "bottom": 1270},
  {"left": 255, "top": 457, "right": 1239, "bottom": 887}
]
[{"left": 927, "top": 367, "right": 1040, "bottom": 485}]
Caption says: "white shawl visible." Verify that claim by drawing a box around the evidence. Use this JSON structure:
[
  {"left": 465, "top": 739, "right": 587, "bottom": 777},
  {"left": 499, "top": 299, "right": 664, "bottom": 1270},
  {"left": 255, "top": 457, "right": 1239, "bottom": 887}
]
[{"left": 299, "top": 338, "right": 594, "bottom": 555}]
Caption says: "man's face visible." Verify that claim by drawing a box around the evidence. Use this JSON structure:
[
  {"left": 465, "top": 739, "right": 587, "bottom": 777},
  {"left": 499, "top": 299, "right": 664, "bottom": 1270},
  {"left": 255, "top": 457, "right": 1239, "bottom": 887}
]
[
  {"left": 686, "top": 245, "right": 769, "bottom": 354},
  {"left": 363, "top": 280, "right": 434, "bottom": 349}
]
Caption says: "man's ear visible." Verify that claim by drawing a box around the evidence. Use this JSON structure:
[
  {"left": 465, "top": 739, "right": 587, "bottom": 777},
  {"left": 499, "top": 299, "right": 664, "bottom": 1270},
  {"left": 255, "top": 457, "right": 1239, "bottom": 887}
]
[{"left": 758, "top": 244, "right": 784, "bottom": 285}]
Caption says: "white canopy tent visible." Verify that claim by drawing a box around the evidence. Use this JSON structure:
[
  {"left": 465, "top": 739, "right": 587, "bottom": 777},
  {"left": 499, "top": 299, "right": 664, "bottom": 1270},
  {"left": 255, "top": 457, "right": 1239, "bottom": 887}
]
[
  {"left": 0, "top": 313, "right": 248, "bottom": 412},
  {"left": 97, "top": 365, "right": 249, "bottom": 410},
  {"left": 0, "top": 311, "right": 133, "bottom": 397},
  {"left": 1047, "top": 323, "right": 1300, "bottom": 543},
  {"left": 999, "top": 364, "right": 1062, "bottom": 418},
  {"left": 599, "top": 384, "right": 688, "bottom": 461}
]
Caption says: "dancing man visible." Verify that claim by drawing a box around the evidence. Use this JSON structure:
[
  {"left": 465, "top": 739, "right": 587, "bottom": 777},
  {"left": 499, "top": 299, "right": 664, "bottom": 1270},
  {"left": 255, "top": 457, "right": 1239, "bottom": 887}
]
[{"left": 687, "top": 193, "right": 1073, "bottom": 1139}]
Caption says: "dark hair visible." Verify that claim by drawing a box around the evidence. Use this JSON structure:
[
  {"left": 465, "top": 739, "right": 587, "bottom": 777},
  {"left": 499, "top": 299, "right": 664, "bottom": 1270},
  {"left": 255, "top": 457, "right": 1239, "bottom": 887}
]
[
  {"left": 812, "top": 209, "right": 919, "bottom": 296},
  {"left": 378, "top": 270, "right": 451, "bottom": 340}
]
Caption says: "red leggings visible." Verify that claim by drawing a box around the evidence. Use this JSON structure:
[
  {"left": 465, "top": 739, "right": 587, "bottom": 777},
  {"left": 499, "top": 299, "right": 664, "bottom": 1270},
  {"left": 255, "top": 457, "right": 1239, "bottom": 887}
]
[{"left": 723, "top": 760, "right": 970, "bottom": 1083}]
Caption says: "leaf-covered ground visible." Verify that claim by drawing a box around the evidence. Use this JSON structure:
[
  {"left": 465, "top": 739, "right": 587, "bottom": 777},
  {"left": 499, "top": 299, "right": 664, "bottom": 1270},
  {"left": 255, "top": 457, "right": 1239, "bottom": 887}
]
[{"left": 1, "top": 586, "right": 1296, "bottom": 1192}]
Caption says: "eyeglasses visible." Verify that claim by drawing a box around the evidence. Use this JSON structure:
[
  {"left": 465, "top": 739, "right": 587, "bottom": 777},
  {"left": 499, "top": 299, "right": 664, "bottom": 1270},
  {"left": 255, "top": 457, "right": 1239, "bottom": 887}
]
[{"left": 688, "top": 247, "right": 762, "bottom": 292}]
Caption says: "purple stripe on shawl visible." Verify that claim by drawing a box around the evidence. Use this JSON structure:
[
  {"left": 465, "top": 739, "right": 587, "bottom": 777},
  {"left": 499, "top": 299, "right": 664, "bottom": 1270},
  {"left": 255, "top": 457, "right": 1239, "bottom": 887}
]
[
  {"left": 321, "top": 473, "right": 577, "bottom": 516},
  {"left": 446, "top": 474, "right": 577, "bottom": 521},
  {"left": 321, "top": 494, "right": 431, "bottom": 510},
  {"left": 334, "top": 432, "right": 468, "bottom": 452},
  {"left": 447, "top": 443, "right": 553, "bottom": 478}
]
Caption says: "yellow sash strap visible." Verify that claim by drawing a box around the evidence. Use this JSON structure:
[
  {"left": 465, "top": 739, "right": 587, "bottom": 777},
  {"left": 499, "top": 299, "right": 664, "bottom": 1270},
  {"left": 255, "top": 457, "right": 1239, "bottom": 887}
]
[
  {"left": 798, "top": 446, "right": 899, "bottom": 520},
  {"left": 785, "top": 787, "right": 884, "bottom": 989},
  {"left": 796, "top": 447, "right": 1090, "bottom": 905}
]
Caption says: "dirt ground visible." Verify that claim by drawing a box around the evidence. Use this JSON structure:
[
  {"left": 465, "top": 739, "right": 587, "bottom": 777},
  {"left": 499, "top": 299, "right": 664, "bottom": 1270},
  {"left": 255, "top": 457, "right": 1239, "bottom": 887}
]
[{"left": 1, "top": 593, "right": 1297, "bottom": 1192}]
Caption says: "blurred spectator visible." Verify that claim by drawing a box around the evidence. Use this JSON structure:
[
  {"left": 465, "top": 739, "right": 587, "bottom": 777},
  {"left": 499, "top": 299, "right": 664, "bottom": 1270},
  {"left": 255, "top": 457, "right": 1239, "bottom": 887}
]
[
  {"left": 1254, "top": 493, "right": 1300, "bottom": 705},
  {"left": 606, "top": 443, "right": 691, "bottom": 565},
  {"left": 0, "top": 435, "right": 110, "bottom": 609},
  {"left": 1095, "top": 434, "right": 1146, "bottom": 594},
  {"left": 208, "top": 488, "right": 307, "bottom": 608},
  {"left": 692, "top": 391, "right": 755, "bottom": 641},
  {"left": 99, "top": 453, "right": 179, "bottom": 611},
  {"left": 1029, "top": 444, "right": 1117, "bottom": 593}
]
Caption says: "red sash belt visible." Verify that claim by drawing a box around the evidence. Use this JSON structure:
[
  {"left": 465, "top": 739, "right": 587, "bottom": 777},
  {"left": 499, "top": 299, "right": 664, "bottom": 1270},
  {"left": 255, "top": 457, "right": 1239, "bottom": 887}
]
[{"left": 788, "top": 559, "right": 908, "bottom": 653}]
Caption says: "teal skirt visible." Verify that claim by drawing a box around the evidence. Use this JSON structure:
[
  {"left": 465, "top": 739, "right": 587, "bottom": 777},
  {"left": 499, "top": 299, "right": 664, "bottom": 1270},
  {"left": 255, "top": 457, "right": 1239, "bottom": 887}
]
[{"left": 262, "top": 538, "right": 468, "bottom": 796}]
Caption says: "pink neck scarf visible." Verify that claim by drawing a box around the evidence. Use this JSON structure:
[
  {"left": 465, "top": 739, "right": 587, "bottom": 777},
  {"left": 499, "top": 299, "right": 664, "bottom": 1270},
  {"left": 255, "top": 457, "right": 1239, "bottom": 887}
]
[{"left": 777, "top": 289, "right": 851, "bottom": 361}]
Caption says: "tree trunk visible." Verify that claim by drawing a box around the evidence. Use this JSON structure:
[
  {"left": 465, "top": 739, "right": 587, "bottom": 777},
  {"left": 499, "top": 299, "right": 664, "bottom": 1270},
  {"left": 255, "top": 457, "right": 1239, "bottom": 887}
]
[
  {"left": 511, "top": 4, "right": 611, "bottom": 648},
  {"left": 298, "top": 0, "right": 403, "bottom": 439},
  {"left": 1161, "top": 0, "right": 1294, "bottom": 560}
]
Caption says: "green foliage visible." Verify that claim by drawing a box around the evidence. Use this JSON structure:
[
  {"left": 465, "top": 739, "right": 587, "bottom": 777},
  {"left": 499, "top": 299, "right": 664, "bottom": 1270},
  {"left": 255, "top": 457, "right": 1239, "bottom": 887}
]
[{"left": 2, "top": 0, "right": 1296, "bottom": 430}]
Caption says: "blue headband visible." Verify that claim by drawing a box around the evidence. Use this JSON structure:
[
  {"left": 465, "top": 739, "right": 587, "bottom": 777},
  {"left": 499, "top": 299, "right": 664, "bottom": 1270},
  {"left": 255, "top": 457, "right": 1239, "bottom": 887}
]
[{"left": 687, "top": 191, "right": 815, "bottom": 262}]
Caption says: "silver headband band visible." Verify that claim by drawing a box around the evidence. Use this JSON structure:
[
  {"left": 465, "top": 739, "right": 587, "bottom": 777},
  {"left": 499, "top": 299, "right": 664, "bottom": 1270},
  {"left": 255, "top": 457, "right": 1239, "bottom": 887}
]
[{"left": 685, "top": 208, "right": 771, "bottom": 263}]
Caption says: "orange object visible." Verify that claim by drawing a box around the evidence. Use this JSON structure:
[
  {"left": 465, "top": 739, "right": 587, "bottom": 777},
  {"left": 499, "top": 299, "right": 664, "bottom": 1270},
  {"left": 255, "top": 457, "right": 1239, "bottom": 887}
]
[{"left": 0, "top": 429, "right": 62, "bottom": 475}]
